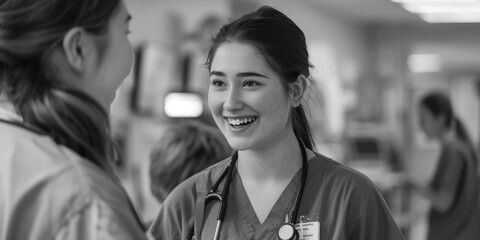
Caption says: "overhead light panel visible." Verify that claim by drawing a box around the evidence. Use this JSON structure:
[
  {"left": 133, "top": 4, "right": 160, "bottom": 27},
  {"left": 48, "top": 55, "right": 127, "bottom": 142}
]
[
  {"left": 421, "top": 13, "right": 480, "bottom": 23},
  {"left": 403, "top": 3, "right": 480, "bottom": 14},
  {"left": 392, "top": 0, "right": 478, "bottom": 3},
  {"left": 391, "top": 0, "right": 480, "bottom": 23},
  {"left": 164, "top": 92, "right": 203, "bottom": 118},
  {"left": 408, "top": 54, "right": 442, "bottom": 73}
]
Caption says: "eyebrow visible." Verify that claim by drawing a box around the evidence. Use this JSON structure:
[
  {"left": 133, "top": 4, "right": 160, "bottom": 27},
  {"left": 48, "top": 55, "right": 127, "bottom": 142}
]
[{"left": 210, "top": 71, "right": 268, "bottom": 78}]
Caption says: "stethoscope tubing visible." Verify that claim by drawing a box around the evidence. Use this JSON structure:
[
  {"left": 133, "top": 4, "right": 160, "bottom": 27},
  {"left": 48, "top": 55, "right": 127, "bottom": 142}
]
[
  {"left": 291, "top": 139, "right": 308, "bottom": 226},
  {"left": 218, "top": 151, "right": 236, "bottom": 223},
  {"left": 208, "top": 151, "right": 237, "bottom": 240}
]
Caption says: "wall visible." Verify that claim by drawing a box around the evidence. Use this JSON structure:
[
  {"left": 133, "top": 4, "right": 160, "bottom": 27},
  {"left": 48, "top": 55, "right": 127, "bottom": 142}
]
[{"left": 125, "top": 0, "right": 229, "bottom": 46}]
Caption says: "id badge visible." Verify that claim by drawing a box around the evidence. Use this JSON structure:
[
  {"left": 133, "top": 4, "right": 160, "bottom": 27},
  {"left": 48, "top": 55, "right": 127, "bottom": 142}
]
[{"left": 294, "top": 214, "right": 320, "bottom": 240}]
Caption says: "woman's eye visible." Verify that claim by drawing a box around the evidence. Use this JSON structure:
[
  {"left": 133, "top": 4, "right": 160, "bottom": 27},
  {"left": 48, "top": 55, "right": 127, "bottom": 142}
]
[
  {"left": 243, "top": 80, "right": 259, "bottom": 87},
  {"left": 211, "top": 80, "right": 226, "bottom": 87}
]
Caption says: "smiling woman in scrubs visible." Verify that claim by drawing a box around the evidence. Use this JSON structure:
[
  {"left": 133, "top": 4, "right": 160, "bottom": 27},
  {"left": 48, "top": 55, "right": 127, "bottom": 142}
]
[
  {"left": 0, "top": 0, "right": 146, "bottom": 239},
  {"left": 150, "top": 6, "right": 405, "bottom": 240}
]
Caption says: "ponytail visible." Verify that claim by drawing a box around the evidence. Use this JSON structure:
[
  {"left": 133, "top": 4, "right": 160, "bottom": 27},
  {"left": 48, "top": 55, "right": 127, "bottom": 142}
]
[
  {"left": 454, "top": 117, "right": 479, "bottom": 168},
  {"left": 24, "top": 89, "right": 118, "bottom": 172},
  {"left": 292, "top": 105, "right": 315, "bottom": 150},
  {"left": 3, "top": 62, "right": 118, "bottom": 173},
  {"left": 454, "top": 117, "right": 472, "bottom": 145}
]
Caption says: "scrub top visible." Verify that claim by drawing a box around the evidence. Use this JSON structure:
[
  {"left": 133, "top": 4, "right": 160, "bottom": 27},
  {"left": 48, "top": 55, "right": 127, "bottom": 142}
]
[
  {"left": 149, "top": 153, "right": 405, "bottom": 240},
  {"left": 0, "top": 103, "right": 147, "bottom": 240},
  {"left": 428, "top": 140, "right": 480, "bottom": 240}
]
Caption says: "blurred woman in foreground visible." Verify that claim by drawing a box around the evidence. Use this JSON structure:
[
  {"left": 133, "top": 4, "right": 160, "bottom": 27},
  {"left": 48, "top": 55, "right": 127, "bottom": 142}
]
[{"left": 0, "top": 0, "right": 147, "bottom": 239}]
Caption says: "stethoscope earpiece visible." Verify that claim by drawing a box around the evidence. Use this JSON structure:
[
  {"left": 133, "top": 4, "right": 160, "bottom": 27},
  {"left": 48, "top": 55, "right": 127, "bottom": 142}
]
[{"left": 278, "top": 223, "right": 298, "bottom": 240}]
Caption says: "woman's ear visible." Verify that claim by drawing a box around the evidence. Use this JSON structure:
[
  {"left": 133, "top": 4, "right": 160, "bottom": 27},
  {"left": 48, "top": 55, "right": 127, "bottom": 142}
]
[
  {"left": 62, "top": 27, "right": 88, "bottom": 73},
  {"left": 290, "top": 74, "right": 307, "bottom": 108}
]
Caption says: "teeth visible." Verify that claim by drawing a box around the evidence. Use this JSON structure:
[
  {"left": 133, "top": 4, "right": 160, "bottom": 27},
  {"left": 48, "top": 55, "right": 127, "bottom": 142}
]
[{"left": 227, "top": 117, "right": 256, "bottom": 126}]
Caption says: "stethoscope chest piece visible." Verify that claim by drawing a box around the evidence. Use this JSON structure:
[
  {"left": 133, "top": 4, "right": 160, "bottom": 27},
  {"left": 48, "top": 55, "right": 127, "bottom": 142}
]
[{"left": 278, "top": 223, "right": 298, "bottom": 240}]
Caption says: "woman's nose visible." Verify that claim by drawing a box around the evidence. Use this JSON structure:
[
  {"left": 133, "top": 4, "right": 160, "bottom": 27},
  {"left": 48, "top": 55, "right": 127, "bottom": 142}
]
[{"left": 223, "top": 86, "right": 244, "bottom": 111}]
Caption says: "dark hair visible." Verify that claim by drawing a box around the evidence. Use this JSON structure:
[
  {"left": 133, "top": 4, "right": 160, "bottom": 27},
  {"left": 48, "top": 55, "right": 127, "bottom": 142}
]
[
  {"left": 149, "top": 121, "right": 232, "bottom": 202},
  {"left": 0, "top": 0, "right": 121, "bottom": 172},
  {"left": 420, "top": 92, "right": 477, "bottom": 163},
  {"left": 205, "top": 6, "right": 315, "bottom": 149}
]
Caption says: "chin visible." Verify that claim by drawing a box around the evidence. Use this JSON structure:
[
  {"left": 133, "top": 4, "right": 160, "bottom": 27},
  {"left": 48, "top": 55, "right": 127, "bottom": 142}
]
[{"left": 226, "top": 139, "right": 251, "bottom": 151}]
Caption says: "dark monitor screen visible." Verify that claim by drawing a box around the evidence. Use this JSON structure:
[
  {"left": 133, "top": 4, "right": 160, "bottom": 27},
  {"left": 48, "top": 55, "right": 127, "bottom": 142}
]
[{"left": 349, "top": 137, "right": 381, "bottom": 160}]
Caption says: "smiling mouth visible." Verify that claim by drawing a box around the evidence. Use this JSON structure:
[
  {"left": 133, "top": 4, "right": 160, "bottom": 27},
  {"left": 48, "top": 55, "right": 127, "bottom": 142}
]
[{"left": 225, "top": 116, "right": 258, "bottom": 128}]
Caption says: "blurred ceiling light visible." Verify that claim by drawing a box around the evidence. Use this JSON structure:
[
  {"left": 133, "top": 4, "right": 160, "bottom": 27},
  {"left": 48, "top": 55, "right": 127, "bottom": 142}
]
[
  {"left": 407, "top": 54, "right": 442, "bottom": 73},
  {"left": 391, "top": 0, "right": 478, "bottom": 3},
  {"left": 421, "top": 13, "right": 480, "bottom": 23},
  {"left": 164, "top": 92, "right": 203, "bottom": 118},
  {"left": 391, "top": 0, "right": 480, "bottom": 23},
  {"left": 402, "top": 3, "right": 480, "bottom": 14}
]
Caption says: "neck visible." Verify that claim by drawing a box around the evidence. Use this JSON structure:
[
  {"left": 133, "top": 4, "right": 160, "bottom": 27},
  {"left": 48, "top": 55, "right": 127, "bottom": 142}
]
[{"left": 237, "top": 131, "right": 302, "bottom": 182}]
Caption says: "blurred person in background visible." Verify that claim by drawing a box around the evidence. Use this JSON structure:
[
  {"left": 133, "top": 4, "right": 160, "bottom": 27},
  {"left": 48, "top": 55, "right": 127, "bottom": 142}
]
[
  {"left": 409, "top": 91, "right": 480, "bottom": 240},
  {"left": 149, "top": 120, "right": 232, "bottom": 203},
  {"left": 150, "top": 6, "right": 405, "bottom": 240},
  {"left": 0, "top": 0, "right": 147, "bottom": 239}
]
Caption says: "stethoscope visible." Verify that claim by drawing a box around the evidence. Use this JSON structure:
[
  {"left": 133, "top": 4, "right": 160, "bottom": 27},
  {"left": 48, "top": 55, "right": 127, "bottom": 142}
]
[
  {"left": 0, "top": 118, "right": 148, "bottom": 232},
  {"left": 187, "top": 137, "right": 308, "bottom": 240}
]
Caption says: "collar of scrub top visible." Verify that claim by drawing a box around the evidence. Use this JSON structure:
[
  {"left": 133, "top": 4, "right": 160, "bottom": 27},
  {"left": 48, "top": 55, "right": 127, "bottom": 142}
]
[
  {"left": 187, "top": 138, "right": 308, "bottom": 240},
  {"left": 0, "top": 107, "right": 148, "bottom": 232}
]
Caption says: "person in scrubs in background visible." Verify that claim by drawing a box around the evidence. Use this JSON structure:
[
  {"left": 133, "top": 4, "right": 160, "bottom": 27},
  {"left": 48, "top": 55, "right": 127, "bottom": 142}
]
[
  {"left": 0, "top": 0, "right": 147, "bottom": 239},
  {"left": 408, "top": 92, "right": 480, "bottom": 240},
  {"left": 149, "top": 6, "right": 405, "bottom": 240}
]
